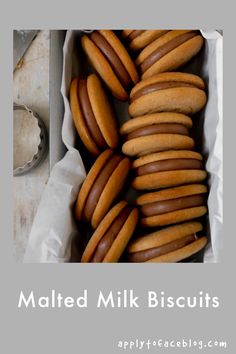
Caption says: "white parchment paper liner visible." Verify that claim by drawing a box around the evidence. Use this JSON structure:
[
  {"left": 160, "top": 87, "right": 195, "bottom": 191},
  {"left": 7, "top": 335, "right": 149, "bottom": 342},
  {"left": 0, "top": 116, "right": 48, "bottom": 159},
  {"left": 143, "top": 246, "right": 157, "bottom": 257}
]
[
  {"left": 24, "top": 30, "right": 222, "bottom": 263},
  {"left": 200, "top": 30, "right": 223, "bottom": 262}
]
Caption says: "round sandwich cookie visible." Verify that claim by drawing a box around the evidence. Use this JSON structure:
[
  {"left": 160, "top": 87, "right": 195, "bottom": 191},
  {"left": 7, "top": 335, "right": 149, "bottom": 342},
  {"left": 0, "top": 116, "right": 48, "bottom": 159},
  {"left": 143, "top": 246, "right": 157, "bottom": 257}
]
[
  {"left": 120, "top": 112, "right": 194, "bottom": 157},
  {"left": 129, "top": 72, "right": 207, "bottom": 117},
  {"left": 132, "top": 150, "right": 207, "bottom": 190},
  {"left": 122, "top": 30, "right": 169, "bottom": 51},
  {"left": 127, "top": 221, "right": 207, "bottom": 263},
  {"left": 81, "top": 201, "right": 139, "bottom": 262},
  {"left": 81, "top": 30, "right": 139, "bottom": 101},
  {"left": 70, "top": 74, "right": 119, "bottom": 156},
  {"left": 75, "top": 149, "right": 130, "bottom": 228},
  {"left": 135, "top": 30, "right": 204, "bottom": 79},
  {"left": 136, "top": 184, "right": 208, "bottom": 227}
]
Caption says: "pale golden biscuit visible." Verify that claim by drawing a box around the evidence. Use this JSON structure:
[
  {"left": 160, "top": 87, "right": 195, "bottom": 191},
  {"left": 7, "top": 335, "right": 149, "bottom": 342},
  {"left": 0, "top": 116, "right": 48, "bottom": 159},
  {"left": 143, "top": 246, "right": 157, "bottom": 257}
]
[
  {"left": 135, "top": 30, "right": 204, "bottom": 79},
  {"left": 81, "top": 30, "right": 138, "bottom": 101},
  {"left": 136, "top": 30, "right": 192, "bottom": 65},
  {"left": 91, "top": 157, "right": 130, "bottom": 228},
  {"left": 122, "top": 30, "right": 134, "bottom": 37},
  {"left": 99, "top": 30, "right": 138, "bottom": 84},
  {"left": 132, "top": 150, "right": 202, "bottom": 168},
  {"left": 75, "top": 150, "right": 130, "bottom": 228},
  {"left": 70, "top": 78, "right": 99, "bottom": 156},
  {"left": 122, "top": 134, "right": 194, "bottom": 157},
  {"left": 146, "top": 237, "right": 207, "bottom": 263},
  {"left": 121, "top": 112, "right": 194, "bottom": 157},
  {"left": 130, "top": 72, "right": 205, "bottom": 98},
  {"left": 75, "top": 149, "right": 113, "bottom": 220},
  {"left": 104, "top": 207, "right": 138, "bottom": 262},
  {"left": 120, "top": 112, "right": 193, "bottom": 135},
  {"left": 141, "top": 207, "right": 207, "bottom": 227},
  {"left": 81, "top": 201, "right": 139, "bottom": 263},
  {"left": 136, "top": 184, "right": 208, "bottom": 227},
  {"left": 137, "top": 184, "right": 207, "bottom": 203},
  {"left": 127, "top": 221, "right": 207, "bottom": 263},
  {"left": 132, "top": 170, "right": 207, "bottom": 190},
  {"left": 87, "top": 74, "right": 119, "bottom": 147},
  {"left": 128, "top": 72, "right": 207, "bottom": 117},
  {"left": 132, "top": 150, "right": 207, "bottom": 190},
  {"left": 70, "top": 74, "right": 119, "bottom": 156},
  {"left": 122, "top": 30, "right": 169, "bottom": 51},
  {"left": 128, "top": 221, "right": 203, "bottom": 252},
  {"left": 81, "top": 36, "right": 127, "bottom": 100}
]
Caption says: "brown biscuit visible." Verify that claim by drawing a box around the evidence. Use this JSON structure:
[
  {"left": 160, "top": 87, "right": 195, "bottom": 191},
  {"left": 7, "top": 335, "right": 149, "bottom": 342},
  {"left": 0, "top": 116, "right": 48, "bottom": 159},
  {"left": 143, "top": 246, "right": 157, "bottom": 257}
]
[
  {"left": 122, "top": 30, "right": 134, "bottom": 37},
  {"left": 137, "top": 184, "right": 207, "bottom": 204},
  {"left": 140, "top": 32, "right": 198, "bottom": 74},
  {"left": 136, "top": 184, "right": 207, "bottom": 227},
  {"left": 142, "top": 36, "right": 203, "bottom": 80},
  {"left": 127, "top": 220, "right": 207, "bottom": 263},
  {"left": 70, "top": 74, "right": 119, "bottom": 155},
  {"left": 141, "top": 206, "right": 207, "bottom": 227},
  {"left": 91, "top": 156, "right": 130, "bottom": 228},
  {"left": 129, "top": 86, "right": 207, "bottom": 117},
  {"left": 75, "top": 150, "right": 130, "bottom": 228},
  {"left": 146, "top": 237, "right": 207, "bottom": 262},
  {"left": 122, "top": 134, "right": 194, "bottom": 157},
  {"left": 136, "top": 158, "right": 202, "bottom": 176},
  {"left": 132, "top": 169, "right": 207, "bottom": 190},
  {"left": 130, "top": 72, "right": 205, "bottom": 98},
  {"left": 121, "top": 112, "right": 194, "bottom": 157},
  {"left": 81, "top": 31, "right": 138, "bottom": 101},
  {"left": 75, "top": 149, "right": 113, "bottom": 220},
  {"left": 99, "top": 30, "right": 138, "bottom": 85},
  {"left": 132, "top": 150, "right": 203, "bottom": 169},
  {"left": 132, "top": 150, "right": 207, "bottom": 190},
  {"left": 128, "top": 234, "right": 196, "bottom": 262},
  {"left": 120, "top": 112, "right": 193, "bottom": 135},
  {"left": 122, "top": 30, "right": 170, "bottom": 51},
  {"left": 81, "top": 201, "right": 126, "bottom": 261},
  {"left": 104, "top": 207, "right": 138, "bottom": 262},
  {"left": 83, "top": 154, "right": 123, "bottom": 221},
  {"left": 127, "top": 124, "right": 189, "bottom": 140},
  {"left": 81, "top": 201, "right": 138, "bottom": 262},
  {"left": 81, "top": 35, "right": 128, "bottom": 100},
  {"left": 136, "top": 30, "right": 193, "bottom": 65},
  {"left": 70, "top": 78, "right": 99, "bottom": 155},
  {"left": 141, "top": 195, "right": 205, "bottom": 216},
  {"left": 91, "top": 31, "right": 131, "bottom": 88},
  {"left": 128, "top": 221, "right": 203, "bottom": 252},
  {"left": 87, "top": 74, "right": 119, "bottom": 148},
  {"left": 135, "top": 30, "right": 204, "bottom": 79},
  {"left": 128, "top": 72, "right": 206, "bottom": 117}
]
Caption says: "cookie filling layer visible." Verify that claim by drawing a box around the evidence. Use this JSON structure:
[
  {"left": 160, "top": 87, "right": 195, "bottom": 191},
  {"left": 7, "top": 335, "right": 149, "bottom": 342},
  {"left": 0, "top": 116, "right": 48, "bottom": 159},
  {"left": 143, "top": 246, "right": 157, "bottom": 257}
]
[
  {"left": 130, "top": 81, "right": 199, "bottom": 103},
  {"left": 127, "top": 124, "right": 189, "bottom": 140},
  {"left": 140, "top": 31, "right": 198, "bottom": 73},
  {"left": 91, "top": 206, "right": 132, "bottom": 262},
  {"left": 83, "top": 154, "right": 123, "bottom": 221},
  {"left": 140, "top": 194, "right": 205, "bottom": 217},
  {"left": 91, "top": 31, "right": 131, "bottom": 87},
  {"left": 78, "top": 78, "right": 106, "bottom": 147},
  {"left": 136, "top": 158, "right": 203, "bottom": 176},
  {"left": 127, "top": 30, "right": 145, "bottom": 41},
  {"left": 128, "top": 234, "right": 196, "bottom": 262}
]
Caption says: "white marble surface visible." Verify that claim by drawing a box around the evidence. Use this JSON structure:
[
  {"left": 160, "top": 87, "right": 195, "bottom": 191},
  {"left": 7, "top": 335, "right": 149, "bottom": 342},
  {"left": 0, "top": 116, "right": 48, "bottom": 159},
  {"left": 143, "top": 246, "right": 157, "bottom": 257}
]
[{"left": 13, "top": 30, "right": 50, "bottom": 262}]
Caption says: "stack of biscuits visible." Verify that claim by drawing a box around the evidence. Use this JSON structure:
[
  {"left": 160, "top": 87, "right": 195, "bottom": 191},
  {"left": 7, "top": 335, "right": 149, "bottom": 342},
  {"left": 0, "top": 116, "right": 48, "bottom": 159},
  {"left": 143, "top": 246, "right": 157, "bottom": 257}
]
[{"left": 70, "top": 30, "right": 208, "bottom": 263}]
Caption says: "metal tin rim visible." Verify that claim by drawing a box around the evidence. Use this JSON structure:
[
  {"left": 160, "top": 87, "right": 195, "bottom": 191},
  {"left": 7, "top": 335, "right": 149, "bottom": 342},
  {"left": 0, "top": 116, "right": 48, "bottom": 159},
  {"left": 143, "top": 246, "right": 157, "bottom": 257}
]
[{"left": 13, "top": 103, "right": 48, "bottom": 176}]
